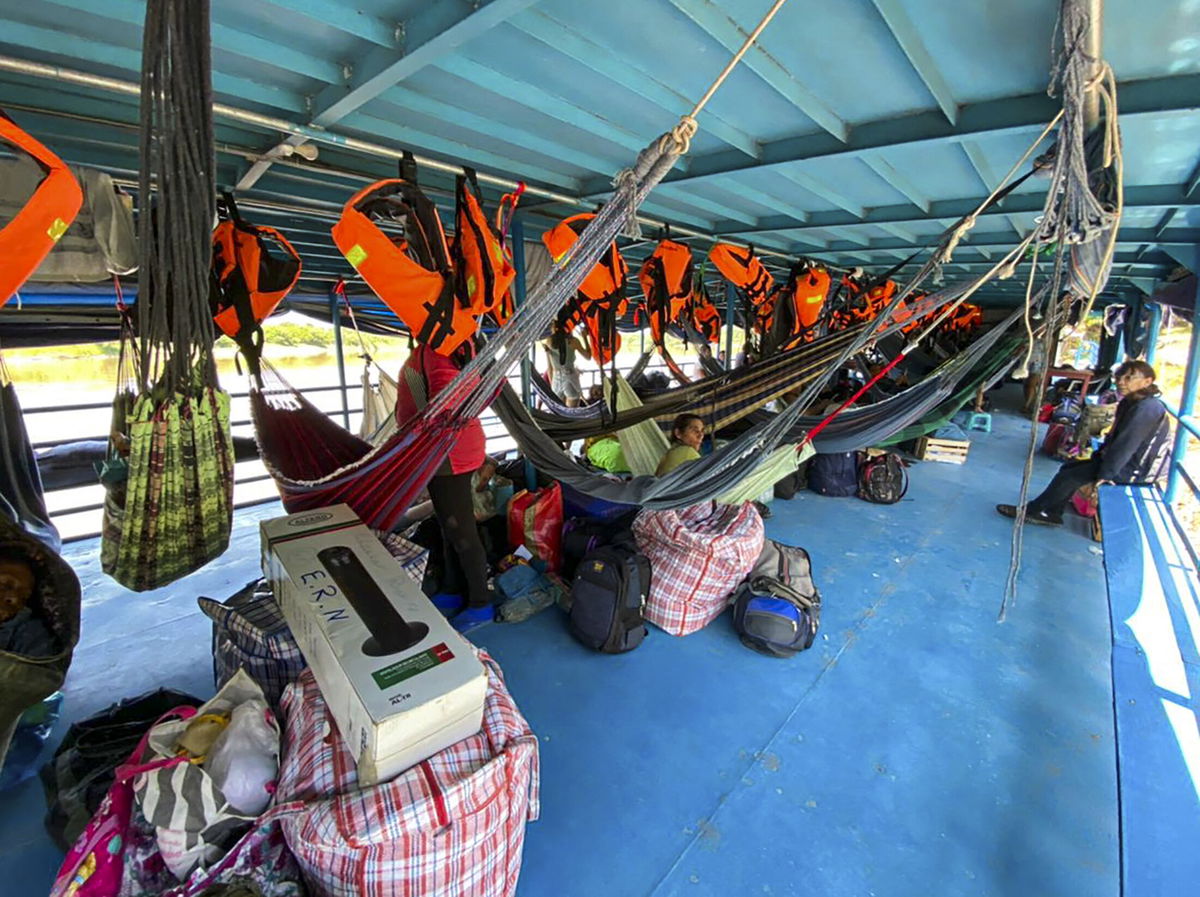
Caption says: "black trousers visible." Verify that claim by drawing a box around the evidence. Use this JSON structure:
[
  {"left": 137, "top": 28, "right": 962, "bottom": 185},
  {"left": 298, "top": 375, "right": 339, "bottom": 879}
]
[
  {"left": 1028, "top": 457, "right": 1100, "bottom": 515},
  {"left": 426, "top": 471, "right": 490, "bottom": 608}
]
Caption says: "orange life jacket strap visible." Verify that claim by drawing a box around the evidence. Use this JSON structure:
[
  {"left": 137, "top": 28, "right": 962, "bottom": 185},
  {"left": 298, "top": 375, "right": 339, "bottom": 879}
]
[{"left": 0, "top": 111, "right": 83, "bottom": 307}]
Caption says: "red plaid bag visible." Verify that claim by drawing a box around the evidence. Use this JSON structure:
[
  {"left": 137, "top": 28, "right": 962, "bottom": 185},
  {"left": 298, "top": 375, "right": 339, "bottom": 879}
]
[
  {"left": 633, "top": 501, "right": 765, "bottom": 636},
  {"left": 275, "top": 650, "right": 540, "bottom": 897}
]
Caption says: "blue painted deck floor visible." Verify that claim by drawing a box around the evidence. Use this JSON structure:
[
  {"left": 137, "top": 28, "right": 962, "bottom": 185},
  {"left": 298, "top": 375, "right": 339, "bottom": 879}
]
[{"left": 0, "top": 386, "right": 1118, "bottom": 897}]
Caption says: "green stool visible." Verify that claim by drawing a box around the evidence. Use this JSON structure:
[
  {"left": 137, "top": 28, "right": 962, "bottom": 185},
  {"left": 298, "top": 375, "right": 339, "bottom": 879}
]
[{"left": 963, "top": 412, "right": 992, "bottom": 433}]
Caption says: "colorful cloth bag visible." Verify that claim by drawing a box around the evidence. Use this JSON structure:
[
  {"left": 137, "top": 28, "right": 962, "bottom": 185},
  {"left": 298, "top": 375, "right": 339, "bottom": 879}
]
[
  {"left": 275, "top": 649, "right": 540, "bottom": 897},
  {"left": 633, "top": 501, "right": 765, "bottom": 636}
]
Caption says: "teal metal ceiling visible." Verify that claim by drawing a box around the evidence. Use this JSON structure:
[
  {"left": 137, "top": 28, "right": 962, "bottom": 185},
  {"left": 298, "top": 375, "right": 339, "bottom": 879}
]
[{"left": 0, "top": 0, "right": 1197, "bottom": 305}]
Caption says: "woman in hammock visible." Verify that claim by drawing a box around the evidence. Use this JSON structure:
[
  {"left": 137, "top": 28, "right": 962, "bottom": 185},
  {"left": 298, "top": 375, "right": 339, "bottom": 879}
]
[
  {"left": 396, "top": 342, "right": 496, "bottom": 633},
  {"left": 656, "top": 413, "right": 706, "bottom": 476}
]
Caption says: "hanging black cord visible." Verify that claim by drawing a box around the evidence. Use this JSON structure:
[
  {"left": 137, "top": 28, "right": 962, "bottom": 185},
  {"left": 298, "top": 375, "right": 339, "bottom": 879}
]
[{"left": 137, "top": 0, "right": 216, "bottom": 395}]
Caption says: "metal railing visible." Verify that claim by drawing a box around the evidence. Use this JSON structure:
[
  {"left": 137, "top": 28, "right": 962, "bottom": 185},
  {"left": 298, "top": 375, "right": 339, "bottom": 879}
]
[{"left": 27, "top": 358, "right": 678, "bottom": 542}]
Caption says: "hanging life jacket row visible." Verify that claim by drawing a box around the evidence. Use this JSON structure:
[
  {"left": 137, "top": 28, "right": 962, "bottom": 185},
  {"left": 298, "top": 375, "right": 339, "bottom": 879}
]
[
  {"left": 637, "top": 236, "right": 695, "bottom": 350},
  {"left": 331, "top": 153, "right": 519, "bottom": 358},
  {"left": 0, "top": 110, "right": 83, "bottom": 307},
  {"left": 209, "top": 192, "right": 303, "bottom": 380}
]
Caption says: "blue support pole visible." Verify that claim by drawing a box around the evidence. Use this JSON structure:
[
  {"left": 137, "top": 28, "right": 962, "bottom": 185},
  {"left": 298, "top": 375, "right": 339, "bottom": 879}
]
[
  {"left": 329, "top": 290, "right": 351, "bottom": 430},
  {"left": 1146, "top": 302, "right": 1164, "bottom": 366},
  {"left": 510, "top": 214, "right": 537, "bottom": 492},
  {"left": 1164, "top": 273, "right": 1200, "bottom": 504}
]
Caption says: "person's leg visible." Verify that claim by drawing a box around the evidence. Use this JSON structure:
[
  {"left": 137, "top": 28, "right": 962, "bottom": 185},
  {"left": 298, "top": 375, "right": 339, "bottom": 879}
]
[
  {"left": 426, "top": 472, "right": 491, "bottom": 609},
  {"left": 1026, "top": 459, "right": 1099, "bottom": 517}
]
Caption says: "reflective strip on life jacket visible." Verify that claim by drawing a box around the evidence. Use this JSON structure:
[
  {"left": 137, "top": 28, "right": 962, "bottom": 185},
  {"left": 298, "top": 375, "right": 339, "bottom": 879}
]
[
  {"left": 453, "top": 168, "right": 516, "bottom": 325},
  {"left": 332, "top": 175, "right": 476, "bottom": 357},
  {"left": 0, "top": 112, "right": 83, "bottom": 307},
  {"left": 638, "top": 238, "right": 694, "bottom": 347},
  {"left": 210, "top": 216, "right": 302, "bottom": 341}
]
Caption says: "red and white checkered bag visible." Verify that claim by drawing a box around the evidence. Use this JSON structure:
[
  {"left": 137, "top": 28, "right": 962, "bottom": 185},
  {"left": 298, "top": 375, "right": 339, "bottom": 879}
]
[
  {"left": 633, "top": 501, "right": 764, "bottom": 636},
  {"left": 275, "top": 650, "right": 539, "bottom": 897}
]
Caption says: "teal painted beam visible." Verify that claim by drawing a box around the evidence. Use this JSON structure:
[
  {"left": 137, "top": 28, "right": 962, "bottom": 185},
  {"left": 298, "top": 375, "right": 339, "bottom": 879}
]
[
  {"left": 581, "top": 73, "right": 1200, "bottom": 195},
  {"left": 775, "top": 169, "right": 864, "bottom": 218},
  {"left": 652, "top": 186, "right": 758, "bottom": 228},
  {"left": 717, "top": 178, "right": 808, "bottom": 223},
  {"left": 824, "top": 226, "right": 871, "bottom": 248},
  {"left": 43, "top": 0, "right": 342, "bottom": 84},
  {"left": 430, "top": 55, "right": 654, "bottom": 158},
  {"left": 0, "top": 18, "right": 306, "bottom": 114},
  {"left": 311, "top": 0, "right": 542, "bottom": 126},
  {"left": 259, "top": 0, "right": 395, "bottom": 46},
  {"left": 874, "top": 222, "right": 916, "bottom": 242},
  {"left": 1155, "top": 209, "right": 1180, "bottom": 239},
  {"left": 711, "top": 185, "right": 1200, "bottom": 237},
  {"left": 515, "top": 10, "right": 760, "bottom": 160},
  {"left": 372, "top": 88, "right": 618, "bottom": 175},
  {"left": 860, "top": 155, "right": 931, "bottom": 213},
  {"left": 959, "top": 140, "right": 1025, "bottom": 236},
  {"left": 338, "top": 110, "right": 580, "bottom": 192},
  {"left": 1187, "top": 157, "right": 1200, "bottom": 198},
  {"left": 731, "top": 229, "right": 1198, "bottom": 256},
  {"left": 663, "top": 0, "right": 847, "bottom": 142},
  {"left": 868, "top": 0, "right": 958, "bottom": 125}
]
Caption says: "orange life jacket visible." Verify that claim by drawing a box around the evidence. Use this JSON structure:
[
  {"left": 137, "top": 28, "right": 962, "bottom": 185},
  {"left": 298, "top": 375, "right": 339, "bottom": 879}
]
[
  {"left": 210, "top": 195, "right": 302, "bottom": 350},
  {"left": 452, "top": 167, "right": 517, "bottom": 326},
  {"left": 707, "top": 243, "right": 774, "bottom": 306},
  {"left": 0, "top": 111, "right": 83, "bottom": 307},
  {"left": 332, "top": 154, "right": 474, "bottom": 357},
  {"left": 685, "top": 282, "right": 722, "bottom": 345},
  {"left": 770, "top": 264, "right": 831, "bottom": 348},
  {"left": 543, "top": 214, "right": 628, "bottom": 365},
  {"left": 638, "top": 238, "right": 694, "bottom": 347}
]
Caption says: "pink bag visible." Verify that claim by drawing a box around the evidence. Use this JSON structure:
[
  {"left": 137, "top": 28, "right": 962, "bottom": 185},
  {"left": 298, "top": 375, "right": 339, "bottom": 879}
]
[
  {"left": 1071, "top": 485, "right": 1099, "bottom": 518},
  {"left": 49, "top": 707, "right": 196, "bottom": 897}
]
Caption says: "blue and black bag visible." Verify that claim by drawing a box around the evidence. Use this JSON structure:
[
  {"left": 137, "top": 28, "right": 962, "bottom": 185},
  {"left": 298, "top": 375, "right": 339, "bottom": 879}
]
[
  {"left": 732, "top": 541, "right": 821, "bottom": 658},
  {"left": 808, "top": 451, "right": 860, "bottom": 497}
]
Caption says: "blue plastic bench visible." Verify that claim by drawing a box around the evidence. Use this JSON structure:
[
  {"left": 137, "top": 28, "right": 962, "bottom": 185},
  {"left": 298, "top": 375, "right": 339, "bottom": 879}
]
[{"left": 1100, "top": 485, "right": 1200, "bottom": 895}]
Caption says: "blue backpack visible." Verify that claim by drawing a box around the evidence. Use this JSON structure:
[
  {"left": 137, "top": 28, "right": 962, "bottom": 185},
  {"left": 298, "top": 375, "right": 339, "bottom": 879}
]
[{"left": 732, "top": 541, "right": 821, "bottom": 658}]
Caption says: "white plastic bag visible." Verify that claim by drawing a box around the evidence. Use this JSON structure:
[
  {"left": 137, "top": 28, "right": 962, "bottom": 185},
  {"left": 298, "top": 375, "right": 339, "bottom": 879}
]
[{"left": 205, "top": 698, "right": 279, "bottom": 816}]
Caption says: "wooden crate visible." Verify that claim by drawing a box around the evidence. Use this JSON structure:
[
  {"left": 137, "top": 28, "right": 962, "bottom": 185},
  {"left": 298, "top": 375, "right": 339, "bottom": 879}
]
[{"left": 916, "top": 435, "right": 970, "bottom": 464}]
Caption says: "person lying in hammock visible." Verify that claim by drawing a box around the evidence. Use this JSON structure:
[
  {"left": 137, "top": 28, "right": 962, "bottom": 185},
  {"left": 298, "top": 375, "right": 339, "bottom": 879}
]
[
  {"left": 656, "top": 414, "right": 706, "bottom": 476},
  {"left": 396, "top": 341, "right": 497, "bottom": 633}
]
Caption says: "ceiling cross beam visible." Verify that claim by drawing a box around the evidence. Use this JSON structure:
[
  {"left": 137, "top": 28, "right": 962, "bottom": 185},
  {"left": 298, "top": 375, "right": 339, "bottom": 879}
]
[{"left": 868, "top": 0, "right": 958, "bottom": 124}]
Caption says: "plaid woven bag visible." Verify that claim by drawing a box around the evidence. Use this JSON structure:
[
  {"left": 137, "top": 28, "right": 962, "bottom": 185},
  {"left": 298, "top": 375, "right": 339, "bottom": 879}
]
[
  {"left": 275, "top": 650, "right": 540, "bottom": 897},
  {"left": 633, "top": 501, "right": 765, "bottom": 636},
  {"left": 198, "top": 580, "right": 305, "bottom": 711}
]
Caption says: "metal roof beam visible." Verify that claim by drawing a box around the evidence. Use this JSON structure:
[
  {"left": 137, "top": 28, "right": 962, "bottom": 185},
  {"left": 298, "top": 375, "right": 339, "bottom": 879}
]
[
  {"left": 868, "top": 0, "right": 957, "bottom": 124},
  {"left": 311, "top": 0, "right": 541, "bottom": 126},
  {"left": 515, "top": 10, "right": 760, "bottom": 159},
  {"left": 259, "top": 0, "right": 394, "bottom": 47},
  {"left": 581, "top": 73, "right": 1200, "bottom": 195},
  {"left": 44, "top": 0, "right": 343, "bottom": 83},
  {"left": 1186, "top": 157, "right": 1200, "bottom": 198},
  {"left": 860, "top": 155, "right": 931, "bottom": 212},
  {"left": 772, "top": 229, "right": 1199, "bottom": 255},
  {"left": 776, "top": 169, "right": 864, "bottom": 218},
  {"left": 663, "top": 0, "right": 848, "bottom": 141},
  {"left": 959, "top": 141, "right": 1024, "bottom": 236},
  {"left": 0, "top": 18, "right": 306, "bottom": 114},
  {"left": 711, "top": 184, "right": 1200, "bottom": 237},
  {"left": 429, "top": 55, "right": 655, "bottom": 157}
]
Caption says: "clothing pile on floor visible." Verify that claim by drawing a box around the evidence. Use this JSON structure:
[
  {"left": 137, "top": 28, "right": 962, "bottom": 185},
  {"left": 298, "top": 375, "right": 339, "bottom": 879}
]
[{"left": 42, "top": 511, "right": 541, "bottom": 897}]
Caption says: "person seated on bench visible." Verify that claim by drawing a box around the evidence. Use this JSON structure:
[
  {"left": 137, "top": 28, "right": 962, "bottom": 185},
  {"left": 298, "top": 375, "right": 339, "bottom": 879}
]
[
  {"left": 656, "top": 414, "right": 706, "bottom": 476},
  {"left": 997, "top": 360, "right": 1171, "bottom": 527}
]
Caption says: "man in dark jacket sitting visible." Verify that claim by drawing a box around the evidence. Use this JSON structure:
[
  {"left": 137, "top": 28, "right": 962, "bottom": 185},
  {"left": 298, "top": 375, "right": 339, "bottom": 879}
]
[{"left": 997, "top": 360, "right": 1171, "bottom": 526}]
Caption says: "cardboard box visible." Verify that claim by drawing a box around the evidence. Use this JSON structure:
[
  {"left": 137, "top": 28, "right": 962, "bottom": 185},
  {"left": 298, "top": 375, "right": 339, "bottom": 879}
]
[{"left": 261, "top": 505, "right": 487, "bottom": 785}]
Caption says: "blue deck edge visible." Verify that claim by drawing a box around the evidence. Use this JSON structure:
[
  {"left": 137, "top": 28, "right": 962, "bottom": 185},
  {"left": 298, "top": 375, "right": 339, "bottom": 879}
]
[{"left": 1100, "top": 484, "right": 1200, "bottom": 896}]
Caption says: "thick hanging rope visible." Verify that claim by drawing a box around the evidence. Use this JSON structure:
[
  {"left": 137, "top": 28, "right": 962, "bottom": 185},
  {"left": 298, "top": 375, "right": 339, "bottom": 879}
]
[{"left": 137, "top": 0, "right": 216, "bottom": 392}]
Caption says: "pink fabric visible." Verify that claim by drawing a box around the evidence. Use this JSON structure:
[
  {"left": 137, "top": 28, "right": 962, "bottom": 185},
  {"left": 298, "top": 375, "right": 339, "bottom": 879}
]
[
  {"left": 275, "top": 650, "right": 539, "bottom": 897},
  {"left": 633, "top": 501, "right": 765, "bottom": 636},
  {"left": 395, "top": 345, "right": 486, "bottom": 474}
]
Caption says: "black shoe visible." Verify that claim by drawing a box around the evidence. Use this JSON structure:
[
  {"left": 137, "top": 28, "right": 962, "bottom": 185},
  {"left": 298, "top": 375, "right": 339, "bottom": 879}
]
[
  {"left": 752, "top": 500, "right": 772, "bottom": 519},
  {"left": 996, "top": 504, "right": 1063, "bottom": 526}
]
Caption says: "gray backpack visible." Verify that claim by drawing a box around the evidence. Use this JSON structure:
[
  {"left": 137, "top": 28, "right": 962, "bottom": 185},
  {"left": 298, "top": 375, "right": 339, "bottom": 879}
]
[{"left": 731, "top": 541, "right": 821, "bottom": 658}]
